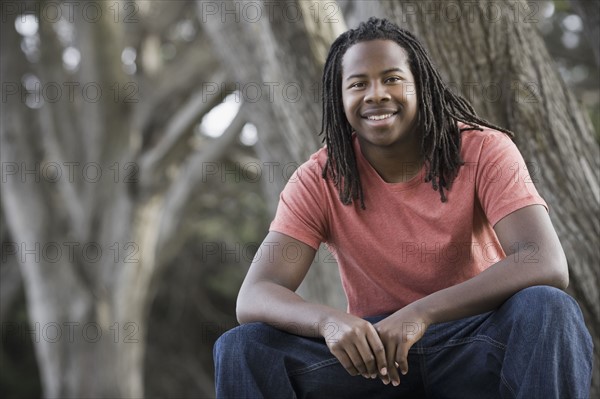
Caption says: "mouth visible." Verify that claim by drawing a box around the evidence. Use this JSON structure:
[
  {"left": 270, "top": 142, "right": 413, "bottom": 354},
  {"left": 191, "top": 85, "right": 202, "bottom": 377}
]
[
  {"left": 361, "top": 107, "right": 399, "bottom": 121},
  {"left": 363, "top": 112, "right": 397, "bottom": 121}
]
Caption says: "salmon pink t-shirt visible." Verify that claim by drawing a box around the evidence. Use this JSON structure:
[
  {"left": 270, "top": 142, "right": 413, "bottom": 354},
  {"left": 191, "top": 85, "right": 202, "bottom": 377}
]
[{"left": 269, "top": 125, "right": 547, "bottom": 317}]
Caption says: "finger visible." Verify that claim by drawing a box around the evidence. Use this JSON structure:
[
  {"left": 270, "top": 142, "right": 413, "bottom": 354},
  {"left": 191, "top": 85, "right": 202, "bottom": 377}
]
[
  {"left": 332, "top": 349, "right": 360, "bottom": 377},
  {"left": 353, "top": 339, "right": 377, "bottom": 377},
  {"left": 385, "top": 343, "right": 401, "bottom": 387},
  {"left": 345, "top": 345, "right": 369, "bottom": 377},
  {"left": 378, "top": 368, "right": 390, "bottom": 385},
  {"left": 395, "top": 344, "right": 410, "bottom": 376},
  {"left": 365, "top": 325, "right": 387, "bottom": 377}
]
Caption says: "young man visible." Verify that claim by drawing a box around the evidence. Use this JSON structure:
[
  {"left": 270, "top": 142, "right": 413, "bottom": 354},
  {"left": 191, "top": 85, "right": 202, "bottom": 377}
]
[{"left": 214, "top": 18, "right": 593, "bottom": 398}]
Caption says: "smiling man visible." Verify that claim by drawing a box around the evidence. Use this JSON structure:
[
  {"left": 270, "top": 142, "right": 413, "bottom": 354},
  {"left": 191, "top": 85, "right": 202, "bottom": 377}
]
[
  {"left": 342, "top": 40, "right": 422, "bottom": 185},
  {"left": 213, "top": 18, "right": 593, "bottom": 399}
]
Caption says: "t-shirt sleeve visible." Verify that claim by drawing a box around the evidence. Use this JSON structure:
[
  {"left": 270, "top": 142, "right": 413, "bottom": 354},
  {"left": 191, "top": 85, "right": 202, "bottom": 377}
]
[
  {"left": 269, "top": 159, "right": 328, "bottom": 250},
  {"left": 476, "top": 133, "right": 548, "bottom": 226}
]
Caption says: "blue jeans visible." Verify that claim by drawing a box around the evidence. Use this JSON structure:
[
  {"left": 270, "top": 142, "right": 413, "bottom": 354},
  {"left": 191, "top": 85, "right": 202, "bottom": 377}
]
[{"left": 214, "top": 286, "right": 593, "bottom": 398}]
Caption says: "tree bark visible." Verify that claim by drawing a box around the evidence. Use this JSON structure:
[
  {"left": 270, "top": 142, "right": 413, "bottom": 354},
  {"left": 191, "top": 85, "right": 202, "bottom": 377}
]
[
  {"left": 1, "top": 0, "right": 228, "bottom": 397},
  {"left": 344, "top": 0, "right": 599, "bottom": 394},
  {"left": 199, "top": 0, "right": 347, "bottom": 310},
  {"left": 1, "top": 2, "right": 143, "bottom": 396}
]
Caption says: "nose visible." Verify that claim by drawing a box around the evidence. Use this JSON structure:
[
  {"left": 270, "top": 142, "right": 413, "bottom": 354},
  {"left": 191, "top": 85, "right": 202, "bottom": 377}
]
[{"left": 364, "top": 81, "right": 391, "bottom": 103}]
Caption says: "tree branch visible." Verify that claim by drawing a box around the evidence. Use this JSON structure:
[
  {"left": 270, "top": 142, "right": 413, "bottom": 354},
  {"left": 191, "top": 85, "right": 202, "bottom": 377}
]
[
  {"left": 139, "top": 71, "right": 228, "bottom": 188},
  {"left": 155, "top": 105, "right": 247, "bottom": 263}
]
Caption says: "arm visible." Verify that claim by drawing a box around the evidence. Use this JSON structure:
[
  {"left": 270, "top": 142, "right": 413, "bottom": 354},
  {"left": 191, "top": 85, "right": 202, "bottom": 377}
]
[
  {"left": 237, "top": 231, "right": 388, "bottom": 379},
  {"left": 237, "top": 231, "right": 325, "bottom": 333},
  {"left": 374, "top": 204, "right": 568, "bottom": 385}
]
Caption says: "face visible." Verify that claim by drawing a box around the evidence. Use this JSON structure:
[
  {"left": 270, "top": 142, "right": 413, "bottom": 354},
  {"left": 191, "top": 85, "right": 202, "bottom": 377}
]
[{"left": 341, "top": 39, "right": 419, "bottom": 151}]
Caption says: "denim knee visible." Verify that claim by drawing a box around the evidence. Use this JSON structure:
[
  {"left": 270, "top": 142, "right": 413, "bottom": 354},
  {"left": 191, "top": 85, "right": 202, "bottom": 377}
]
[
  {"left": 497, "top": 286, "right": 593, "bottom": 397},
  {"left": 214, "top": 322, "right": 284, "bottom": 364},
  {"left": 500, "top": 285, "right": 591, "bottom": 343},
  {"left": 214, "top": 323, "right": 263, "bottom": 361},
  {"left": 506, "top": 285, "right": 580, "bottom": 320}
]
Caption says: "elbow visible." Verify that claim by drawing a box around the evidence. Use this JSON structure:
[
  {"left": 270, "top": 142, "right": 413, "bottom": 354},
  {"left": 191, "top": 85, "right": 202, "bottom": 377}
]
[
  {"left": 553, "top": 262, "right": 569, "bottom": 291},
  {"left": 236, "top": 307, "right": 252, "bottom": 325},
  {"left": 235, "top": 304, "right": 249, "bottom": 325},
  {"left": 236, "top": 282, "right": 260, "bottom": 325},
  {"left": 235, "top": 289, "right": 251, "bottom": 325},
  {"left": 547, "top": 248, "right": 569, "bottom": 291}
]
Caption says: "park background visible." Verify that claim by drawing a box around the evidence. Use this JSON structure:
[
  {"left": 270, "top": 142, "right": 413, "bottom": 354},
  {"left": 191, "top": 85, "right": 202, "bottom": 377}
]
[{"left": 1, "top": 0, "right": 598, "bottom": 397}]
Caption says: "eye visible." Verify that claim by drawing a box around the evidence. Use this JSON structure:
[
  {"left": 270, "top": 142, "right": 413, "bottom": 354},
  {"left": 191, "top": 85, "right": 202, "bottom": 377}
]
[
  {"left": 349, "top": 82, "right": 366, "bottom": 89},
  {"left": 385, "top": 76, "right": 402, "bottom": 84}
]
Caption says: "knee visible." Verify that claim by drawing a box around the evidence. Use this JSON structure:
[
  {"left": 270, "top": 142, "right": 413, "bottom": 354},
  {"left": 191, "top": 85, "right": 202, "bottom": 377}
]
[
  {"left": 504, "top": 285, "right": 586, "bottom": 327},
  {"left": 213, "top": 326, "right": 238, "bottom": 362},
  {"left": 510, "top": 285, "right": 576, "bottom": 311},
  {"left": 502, "top": 286, "right": 594, "bottom": 364},
  {"left": 213, "top": 322, "right": 278, "bottom": 364}
]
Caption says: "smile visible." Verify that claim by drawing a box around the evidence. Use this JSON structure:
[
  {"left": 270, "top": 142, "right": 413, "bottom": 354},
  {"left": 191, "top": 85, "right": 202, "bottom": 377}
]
[{"left": 366, "top": 113, "right": 396, "bottom": 121}]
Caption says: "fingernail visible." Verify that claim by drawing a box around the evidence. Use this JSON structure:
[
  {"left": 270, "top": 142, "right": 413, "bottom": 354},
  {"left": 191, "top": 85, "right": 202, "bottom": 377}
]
[
  {"left": 401, "top": 369, "right": 408, "bottom": 375},
  {"left": 370, "top": 374, "right": 377, "bottom": 379},
  {"left": 380, "top": 367, "right": 387, "bottom": 376},
  {"left": 393, "top": 380, "right": 400, "bottom": 386}
]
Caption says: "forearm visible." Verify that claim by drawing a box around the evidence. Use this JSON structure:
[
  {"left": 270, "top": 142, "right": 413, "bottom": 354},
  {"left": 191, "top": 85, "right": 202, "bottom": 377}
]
[
  {"left": 412, "top": 250, "right": 568, "bottom": 325},
  {"left": 237, "top": 280, "right": 346, "bottom": 338}
]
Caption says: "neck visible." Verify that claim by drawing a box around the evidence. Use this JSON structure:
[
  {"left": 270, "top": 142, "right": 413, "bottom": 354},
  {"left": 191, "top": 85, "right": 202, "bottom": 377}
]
[{"left": 358, "top": 135, "right": 423, "bottom": 183}]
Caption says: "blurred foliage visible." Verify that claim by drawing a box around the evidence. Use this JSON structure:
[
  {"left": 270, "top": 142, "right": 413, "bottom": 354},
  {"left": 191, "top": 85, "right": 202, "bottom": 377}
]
[
  {"left": 144, "top": 154, "right": 270, "bottom": 397},
  {"left": 542, "top": 0, "right": 600, "bottom": 138},
  {"left": 0, "top": 303, "right": 41, "bottom": 399}
]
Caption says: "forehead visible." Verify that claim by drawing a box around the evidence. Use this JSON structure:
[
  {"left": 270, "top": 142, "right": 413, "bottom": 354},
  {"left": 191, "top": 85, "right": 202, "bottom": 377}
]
[{"left": 341, "top": 39, "right": 410, "bottom": 76}]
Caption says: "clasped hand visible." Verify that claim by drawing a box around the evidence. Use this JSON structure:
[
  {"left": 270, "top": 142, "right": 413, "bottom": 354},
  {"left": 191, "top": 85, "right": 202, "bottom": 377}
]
[{"left": 322, "top": 306, "right": 429, "bottom": 386}]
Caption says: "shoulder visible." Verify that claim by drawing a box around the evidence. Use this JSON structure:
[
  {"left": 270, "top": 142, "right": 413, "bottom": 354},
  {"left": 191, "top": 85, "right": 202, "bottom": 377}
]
[
  {"left": 280, "top": 145, "right": 331, "bottom": 200},
  {"left": 459, "top": 122, "right": 513, "bottom": 148},
  {"left": 291, "top": 145, "right": 328, "bottom": 181},
  {"left": 308, "top": 145, "right": 329, "bottom": 169},
  {"left": 458, "top": 123, "right": 516, "bottom": 162}
]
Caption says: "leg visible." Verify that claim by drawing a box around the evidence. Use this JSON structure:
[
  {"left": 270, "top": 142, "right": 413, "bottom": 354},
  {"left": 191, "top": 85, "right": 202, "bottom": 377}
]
[
  {"left": 213, "top": 320, "right": 426, "bottom": 398},
  {"left": 418, "top": 286, "right": 593, "bottom": 398},
  {"left": 494, "top": 286, "right": 593, "bottom": 398}
]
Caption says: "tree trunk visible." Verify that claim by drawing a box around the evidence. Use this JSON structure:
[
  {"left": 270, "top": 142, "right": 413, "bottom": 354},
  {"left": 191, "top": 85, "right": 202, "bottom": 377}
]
[
  {"left": 344, "top": 0, "right": 599, "bottom": 394},
  {"left": 1, "top": 0, "right": 226, "bottom": 396},
  {"left": 1, "top": 2, "right": 146, "bottom": 396},
  {"left": 199, "top": 0, "right": 347, "bottom": 310}
]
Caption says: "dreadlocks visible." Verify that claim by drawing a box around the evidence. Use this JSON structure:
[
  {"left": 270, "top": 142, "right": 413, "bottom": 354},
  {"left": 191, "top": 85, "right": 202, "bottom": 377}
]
[{"left": 320, "top": 17, "right": 513, "bottom": 208}]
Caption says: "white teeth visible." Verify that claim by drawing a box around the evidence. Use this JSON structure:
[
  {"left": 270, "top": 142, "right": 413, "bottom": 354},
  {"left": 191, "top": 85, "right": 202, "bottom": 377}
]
[{"left": 367, "top": 113, "right": 394, "bottom": 121}]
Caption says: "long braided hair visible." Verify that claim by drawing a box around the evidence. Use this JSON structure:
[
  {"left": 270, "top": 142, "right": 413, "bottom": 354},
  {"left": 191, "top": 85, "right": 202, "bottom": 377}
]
[{"left": 320, "top": 17, "right": 513, "bottom": 208}]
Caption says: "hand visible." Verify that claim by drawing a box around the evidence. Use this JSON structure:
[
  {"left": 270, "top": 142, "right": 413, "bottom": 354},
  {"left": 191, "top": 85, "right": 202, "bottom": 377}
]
[
  {"left": 373, "top": 304, "right": 430, "bottom": 386},
  {"left": 321, "top": 312, "right": 388, "bottom": 380}
]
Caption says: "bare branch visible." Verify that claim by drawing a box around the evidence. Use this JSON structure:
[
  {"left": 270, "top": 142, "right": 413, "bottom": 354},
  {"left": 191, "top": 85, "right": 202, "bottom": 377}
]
[
  {"left": 132, "top": 40, "right": 220, "bottom": 137},
  {"left": 139, "top": 71, "right": 228, "bottom": 187},
  {"left": 155, "top": 105, "right": 247, "bottom": 262}
]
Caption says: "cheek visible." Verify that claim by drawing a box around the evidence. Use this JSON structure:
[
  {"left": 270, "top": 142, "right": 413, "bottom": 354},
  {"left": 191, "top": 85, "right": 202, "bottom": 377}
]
[{"left": 341, "top": 94, "right": 354, "bottom": 118}]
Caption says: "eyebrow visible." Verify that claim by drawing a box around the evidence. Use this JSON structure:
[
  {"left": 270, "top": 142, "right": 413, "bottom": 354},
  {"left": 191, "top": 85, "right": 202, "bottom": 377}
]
[{"left": 345, "top": 67, "right": 406, "bottom": 81}]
